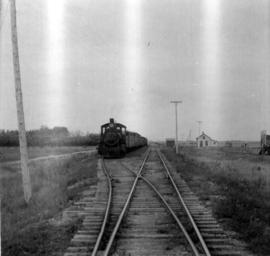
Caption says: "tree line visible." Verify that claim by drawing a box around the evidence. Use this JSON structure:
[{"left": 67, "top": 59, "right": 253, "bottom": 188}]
[{"left": 0, "top": 126, "right": 100, "bottom": 147}]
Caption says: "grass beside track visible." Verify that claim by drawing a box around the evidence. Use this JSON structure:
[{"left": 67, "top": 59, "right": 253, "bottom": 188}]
[
  {"left": 1, "top": 152, "right": 97, "bottom": 256},
  {"left": 0, "top": 146, "right": 95, "bottom": 163},
  {"left": 162, "top": 147, "right": 270, "bottom": 256}
]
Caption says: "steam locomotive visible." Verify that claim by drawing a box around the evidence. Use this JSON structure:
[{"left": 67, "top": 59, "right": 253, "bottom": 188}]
[{"left": 98, "top": 118, "right": 147, "bottom": 157}]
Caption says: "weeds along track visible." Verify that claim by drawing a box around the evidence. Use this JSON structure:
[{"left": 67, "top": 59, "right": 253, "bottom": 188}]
[
  {"left": 65, "top": 148, "right": 242, "bottom": 256},
  {"left": 157, "top": 150, "right": 242, "bottom": 256},
  {"left": 64, "top": 159, "right": 110, "bottom": 256}
]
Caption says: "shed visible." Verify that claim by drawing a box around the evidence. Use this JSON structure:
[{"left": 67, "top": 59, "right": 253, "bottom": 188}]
[{"left": 166, "top": 138, "right": 175, "bottom": 147}]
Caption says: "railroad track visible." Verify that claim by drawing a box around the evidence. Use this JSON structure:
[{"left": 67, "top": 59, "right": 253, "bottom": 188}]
[{"left": 65, "top": 148, "right": 242, "bottom": 256}]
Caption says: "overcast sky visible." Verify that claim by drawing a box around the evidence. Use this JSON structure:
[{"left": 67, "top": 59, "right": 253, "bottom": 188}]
[{"left": 0, "top": 0, "right": 269, "bottom": 141}]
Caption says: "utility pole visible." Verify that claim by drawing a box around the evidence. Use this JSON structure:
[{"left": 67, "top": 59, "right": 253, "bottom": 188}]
[
  {"left": 10, "top": 0, "right": 32, "bottom": 203},
  {"left": 188, "top": 129, "right": 192, "bottom": 141},
  {"left": 170, "top": 101, "right": 182, "bottom": 154},
  {"left": 197, "top": 120, "right": 202, "bottom": 137}
]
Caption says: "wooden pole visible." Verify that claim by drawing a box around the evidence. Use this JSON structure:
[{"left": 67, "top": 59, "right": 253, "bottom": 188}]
[
  {"left": 175, "top": 103, "right": 178, "bottom": 154},
  {"left": 171, "top": 101, "right": 182, "bottom": 154},
  {"left": 9, "top": 0, "right": 32, "bottom": 203}
]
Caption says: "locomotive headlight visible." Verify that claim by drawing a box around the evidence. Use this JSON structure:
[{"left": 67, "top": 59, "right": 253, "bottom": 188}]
[{"left": 109, "top": 123, "right": 114, "bottom": 128}]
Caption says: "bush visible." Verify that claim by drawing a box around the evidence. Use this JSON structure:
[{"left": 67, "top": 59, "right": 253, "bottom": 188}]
[{"left": 0, "top": 129, "right": 100, "bottom": 147}]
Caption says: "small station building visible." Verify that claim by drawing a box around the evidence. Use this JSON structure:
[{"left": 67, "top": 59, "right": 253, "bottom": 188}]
[{"left": 196, "top": 132, "right": 218, "bottom": 148}]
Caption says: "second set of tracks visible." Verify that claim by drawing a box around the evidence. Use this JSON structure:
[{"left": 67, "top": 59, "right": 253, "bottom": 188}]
[{"left": 65, "top": 147, "right": 242, "bottom": 256}]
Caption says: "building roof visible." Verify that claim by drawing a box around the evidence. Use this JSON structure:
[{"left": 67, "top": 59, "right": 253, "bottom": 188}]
[{"left": 196, "top": 132, "right": 215, "bottom": 141}]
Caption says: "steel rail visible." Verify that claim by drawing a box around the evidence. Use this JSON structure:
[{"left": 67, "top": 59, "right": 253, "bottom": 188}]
[
  {"left": 120, "top": 161, "right": 200, "bottom": 256},
  {"left": 157, "top": 150, "right": 212, "bottom": 256},
  {"left": 91, "top": 158, "right": 113, "bottom": 256},
  {"left": 103, "top": 149, "right": 151, "bottom": 256}
]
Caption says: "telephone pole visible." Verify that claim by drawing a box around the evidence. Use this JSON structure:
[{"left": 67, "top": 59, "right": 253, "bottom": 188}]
[
  {"left": 197, "top": 121, "right": 202, "bottom": 137},
  {"left": 170, "top": 101, "right": 182, "bottom": 154},
  {"left": 188, "top": 129, "right": 192, "bottom": 141},
  {"left": 10, "top": 0, "right": 32, "bottom": 203}
]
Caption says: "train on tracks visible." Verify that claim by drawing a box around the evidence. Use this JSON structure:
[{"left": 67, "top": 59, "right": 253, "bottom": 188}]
[
  {"left": 98, "top": 118, "right": 147, "bottom": 157},
  {"left": 259, "top": 130, "right": 270, "bottom": 155}
]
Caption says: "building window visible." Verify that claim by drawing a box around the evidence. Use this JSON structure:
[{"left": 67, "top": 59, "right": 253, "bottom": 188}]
[
  {"left": 205, "top": 141, "right": 208, "bottom": 146},
  {"left": 203, "top": 136, "right": 205, "bottom": 139}
]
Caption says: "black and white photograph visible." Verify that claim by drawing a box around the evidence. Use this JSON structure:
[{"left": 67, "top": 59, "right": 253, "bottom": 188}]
[{"left": 0, "top": 0, "right": 270, "bottom": 255}]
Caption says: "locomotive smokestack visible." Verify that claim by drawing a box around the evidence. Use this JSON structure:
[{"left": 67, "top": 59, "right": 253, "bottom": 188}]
[{"left": 110, "top": 118, "right": 114, "bottom": 123}]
